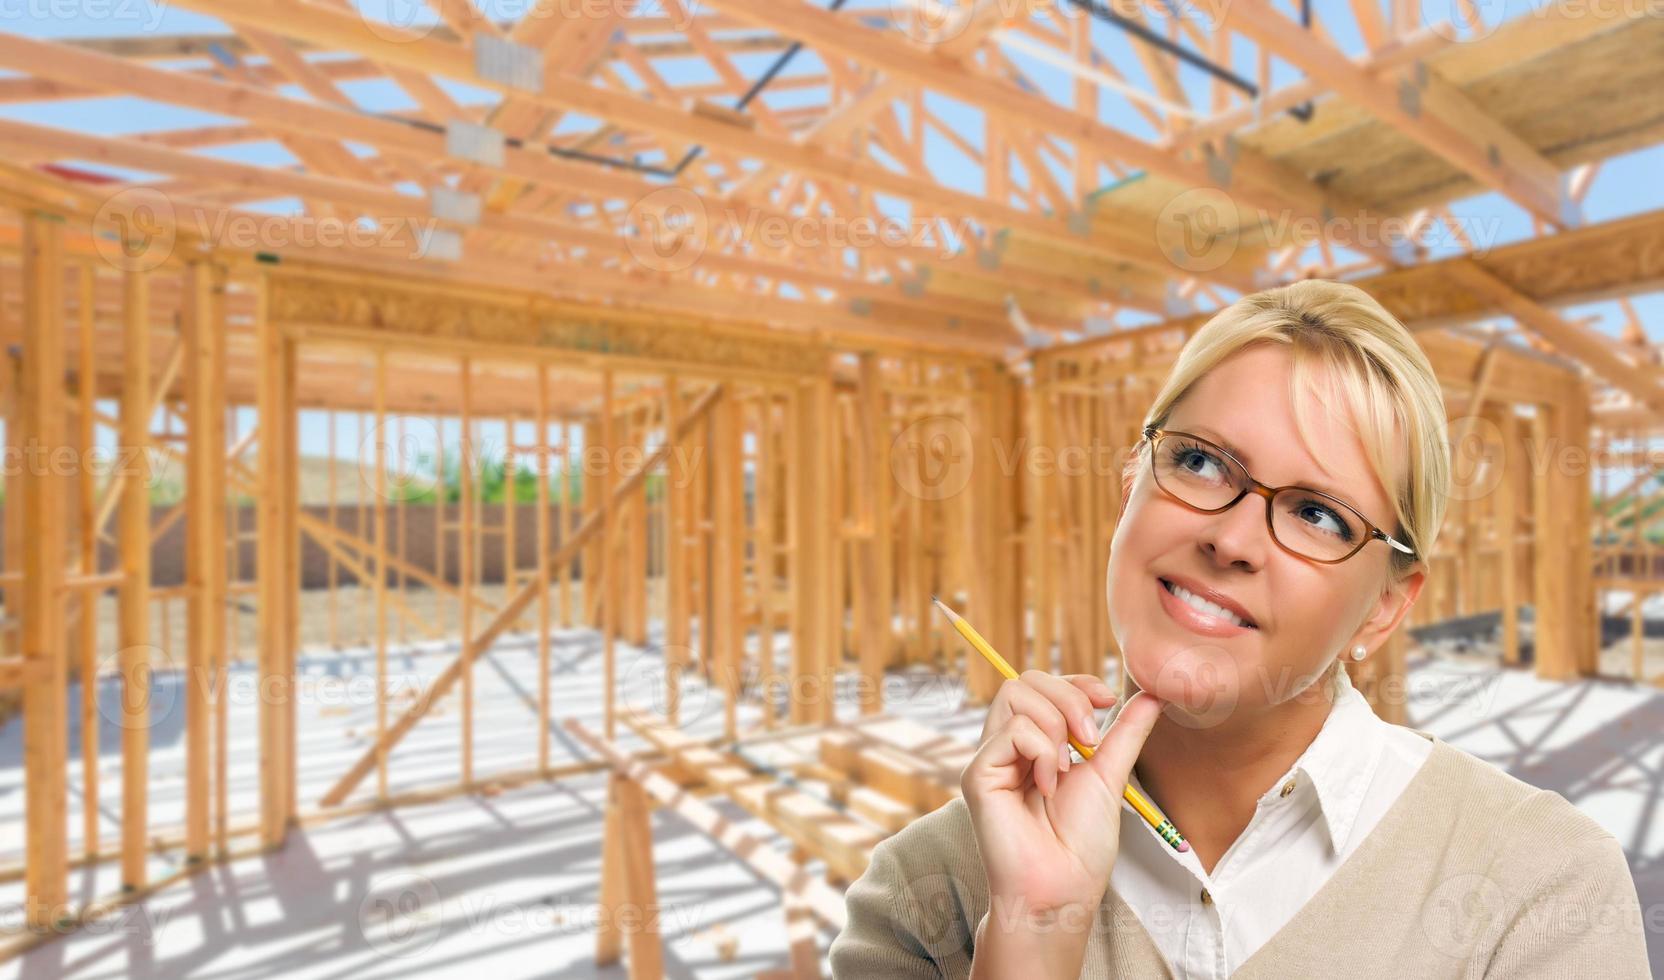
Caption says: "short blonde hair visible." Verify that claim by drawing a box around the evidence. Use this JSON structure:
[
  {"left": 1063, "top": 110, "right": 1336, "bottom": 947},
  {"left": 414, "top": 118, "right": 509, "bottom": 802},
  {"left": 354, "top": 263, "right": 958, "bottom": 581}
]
[{"left": 1136, "top": 279, "right": 1450, "bottom": 580}]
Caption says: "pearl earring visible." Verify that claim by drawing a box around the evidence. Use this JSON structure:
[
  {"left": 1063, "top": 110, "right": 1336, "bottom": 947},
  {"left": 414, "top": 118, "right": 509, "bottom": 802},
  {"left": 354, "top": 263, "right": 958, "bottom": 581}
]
[{"left": 1350, "top": 644, "right": 1368, "bottom": 661}]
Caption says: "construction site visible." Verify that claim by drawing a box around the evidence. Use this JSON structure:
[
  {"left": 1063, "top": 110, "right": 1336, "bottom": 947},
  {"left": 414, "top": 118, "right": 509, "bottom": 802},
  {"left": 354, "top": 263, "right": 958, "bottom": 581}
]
[{"left": 0, "top": 0, "right": 1660, "bottom": 976}]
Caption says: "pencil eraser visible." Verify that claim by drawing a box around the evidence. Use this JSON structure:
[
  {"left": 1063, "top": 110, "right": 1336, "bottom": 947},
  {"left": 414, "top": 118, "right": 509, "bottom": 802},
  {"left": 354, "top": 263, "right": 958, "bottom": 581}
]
[{"left": 1177, "top": 841, "right": 1191, "bottom": 852}]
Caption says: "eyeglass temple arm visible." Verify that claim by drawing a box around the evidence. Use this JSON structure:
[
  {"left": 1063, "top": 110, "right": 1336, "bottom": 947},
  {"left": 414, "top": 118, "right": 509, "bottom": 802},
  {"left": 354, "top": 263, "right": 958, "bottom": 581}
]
[{"left": 1377, "top": 529, "right": 1416, "bottom": 556}]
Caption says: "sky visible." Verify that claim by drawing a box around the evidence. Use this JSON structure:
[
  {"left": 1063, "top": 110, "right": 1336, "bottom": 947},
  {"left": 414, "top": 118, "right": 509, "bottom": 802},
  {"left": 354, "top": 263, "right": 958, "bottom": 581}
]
[{"left": 1, "top": 0, "right": 1659, "bottom": 480}]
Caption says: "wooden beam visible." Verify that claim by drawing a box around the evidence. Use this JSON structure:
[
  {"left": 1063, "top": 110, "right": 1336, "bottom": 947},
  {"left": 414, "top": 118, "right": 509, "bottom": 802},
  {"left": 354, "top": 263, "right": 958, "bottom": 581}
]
[
  {"left": 1445, "top": 259, "right": 1664, "bottom": 416},
  {"left": 1225, "top": 0, "right": 1568, "bottom": 226},
  {"left": 700, "top": 0, "right": 1400, "bottom": 270},
  {"left": 154, "top": 0, "right": 1238, "bottom": 285},
  {"left": 183, "top": 259, "right": 224, "bottom": 863},
  {"left": 254, "top": 269, "right": 293, "bottom": 849},
  {"left": 565, "top": 719, "right": 849, "bottom": 929},
  {"left": 119, "top": 265, "right": 152, "bottom": 887},
  {"left": 318, "top": 384, "right": 726, "bottom": 808},
  {"left": 20, "top": 211, "right": 68, "bottom": 928}
]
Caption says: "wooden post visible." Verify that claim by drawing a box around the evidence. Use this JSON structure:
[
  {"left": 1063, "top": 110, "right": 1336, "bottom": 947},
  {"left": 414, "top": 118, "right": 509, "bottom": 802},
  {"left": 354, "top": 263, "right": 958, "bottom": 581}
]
[
  {"left": 73, "top": 264, "right": 98, "bottom": 862},
  {"left": 664, "top": 377, "right": 686, "bottom": 725},
  {"left": 434, "top": 416, "right": 446, "bottom": 638},
  {"left": 791, "top": 376, "right": 835, "bottom": 725},
  {"left": 120, "top": 265, "right": 152, "bottom": 886},
  {"left": 855, "top": 354, "right": 892, "bottom": 711},
  {"left": 712, "top": 388, "right": 741, "bottom": 739},
  {"left": 255, "top": 270, "right": 293, "bottom": 849},
  {"left": 1563, "top": 385, "right": 1597, "bottom": 675},
  {"left": 583, "top": 418, "right": 601, "bottom": 629},
  {"left": 374, "top": 353, "right": 388, "bottom": 799},
  {"left": 968, "top": 371, "right": 1004, "bottom": 702},
  {"left": 326, "top": 413, "right": 339, "bottom": 648},
  {"left": 1531, "top": 405, "right": 1573, "bottom": 680},
  {"left": 1032, "top": 374, "right": 1055, "bottom": 674},
  {"left": 20, "top": 210, "right": 68, "bottom": 927},
  {"left": 537, "top": 366, "right": 552, "bottom": 771},
  {"left": 184, "top": 259, "right": 225, "bottom": 865},
  {"left": 601, "top": 369, "right": 616, "bottom": 739},
  {"left": 283, "top": 335, "right": 300, "bottom": 825},
  {"left": 755, "top": 394, "right": 777, "bottom": 728},
  {"left": 396, "top": 416, "right": 407, "bottom": 646},
  {"left": 460, "top": 357, "right": 475, "bottom": 783},
  {"left": 628, "top": 408, "right": 649, "bottom": 646},
  {"left": 1495, "top": 405, "right": 1520, "bottom": 666},
  {"left": 505, "top": 412, "right": 518, "bottom": 624},
  {"left": 595, "top": 773, "right": 665, "bottom": 978}
]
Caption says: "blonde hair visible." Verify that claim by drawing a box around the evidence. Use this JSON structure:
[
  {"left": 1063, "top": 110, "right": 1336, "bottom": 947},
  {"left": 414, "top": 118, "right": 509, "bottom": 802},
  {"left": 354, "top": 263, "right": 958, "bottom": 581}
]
[{"left": 1135, "top": 279, "right": 1450, "bottom": 581}]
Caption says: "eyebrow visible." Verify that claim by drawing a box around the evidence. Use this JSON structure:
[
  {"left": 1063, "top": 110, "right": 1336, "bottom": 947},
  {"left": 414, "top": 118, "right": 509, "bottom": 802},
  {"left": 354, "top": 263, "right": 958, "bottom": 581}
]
[{"left": 1180, "top": 424, "right": 1350, "bottom": 502}]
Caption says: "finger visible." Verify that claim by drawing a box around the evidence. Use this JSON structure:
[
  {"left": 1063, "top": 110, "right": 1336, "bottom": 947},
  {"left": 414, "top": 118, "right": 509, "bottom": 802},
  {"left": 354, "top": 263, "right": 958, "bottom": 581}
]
[
  {"left": 1000, "top": 678, "right": 1071, "bottom": 748},
  {"left": 1006, "top": 715, "right": 1060, "bottom": 798},
  {"left": 1023, "top": 670, "right": 1103, "bottom": 747},
  {"left": 1063, "top": 674, "right": 1119, "bottom": 708},
  {"left": 1084, "top": 691, "right": 1164, "bottom": 790}
]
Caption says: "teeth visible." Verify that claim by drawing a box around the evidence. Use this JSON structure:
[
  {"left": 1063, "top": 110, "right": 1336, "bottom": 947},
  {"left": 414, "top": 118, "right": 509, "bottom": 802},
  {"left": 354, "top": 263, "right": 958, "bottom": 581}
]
[{"left": 1166, "top": 580, "right": 1251, "bottom": 628}]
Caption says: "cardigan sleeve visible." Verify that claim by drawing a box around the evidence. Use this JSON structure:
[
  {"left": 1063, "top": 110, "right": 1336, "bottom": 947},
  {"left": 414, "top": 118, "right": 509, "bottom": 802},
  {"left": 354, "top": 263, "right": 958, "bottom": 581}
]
[
  {"left": 1482, "top": 831, "right": 1650, "bottom": 979},
  {"left": 828, "top": 807, "right": 982, "bottom": 980}
]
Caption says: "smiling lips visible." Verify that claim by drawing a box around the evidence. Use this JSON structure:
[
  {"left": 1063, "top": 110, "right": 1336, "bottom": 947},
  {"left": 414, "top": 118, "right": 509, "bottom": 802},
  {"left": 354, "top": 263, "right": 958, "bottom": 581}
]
[{"left": 1157, "top": 576, "right": 1259, "bottom": 637}]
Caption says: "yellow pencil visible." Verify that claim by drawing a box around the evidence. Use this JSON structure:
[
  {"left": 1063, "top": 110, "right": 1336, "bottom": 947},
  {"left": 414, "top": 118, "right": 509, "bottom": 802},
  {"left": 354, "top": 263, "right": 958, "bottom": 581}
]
[{"left": 932, "top": 596, "right": 1189, "bottom": 853}]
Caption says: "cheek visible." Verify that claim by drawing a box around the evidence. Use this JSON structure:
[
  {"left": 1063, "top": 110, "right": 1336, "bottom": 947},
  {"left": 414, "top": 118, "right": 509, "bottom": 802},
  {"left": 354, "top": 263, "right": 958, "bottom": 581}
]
[{"left": 1247, "top": 576, "right": 1371, "bottom": 700}]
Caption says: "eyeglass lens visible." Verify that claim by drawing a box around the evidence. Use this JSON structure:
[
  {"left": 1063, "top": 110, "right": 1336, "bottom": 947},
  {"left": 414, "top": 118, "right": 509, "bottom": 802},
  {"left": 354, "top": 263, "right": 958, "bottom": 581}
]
[{"left": 1152, "top": 434, "right": 1367, "bottom": 561}]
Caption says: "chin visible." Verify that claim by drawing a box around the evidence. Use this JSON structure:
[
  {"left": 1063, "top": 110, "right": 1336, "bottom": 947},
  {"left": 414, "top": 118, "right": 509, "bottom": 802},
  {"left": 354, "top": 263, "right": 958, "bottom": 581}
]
[{"left": 1123, "top": 638, "right": 1245, "bottom": 729}]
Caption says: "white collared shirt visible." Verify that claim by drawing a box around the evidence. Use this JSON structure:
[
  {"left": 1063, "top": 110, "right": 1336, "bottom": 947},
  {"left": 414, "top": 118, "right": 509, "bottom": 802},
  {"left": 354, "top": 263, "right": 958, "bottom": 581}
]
[{"left": 1110, "top": 667, "right": 1433, "bottom": 979}]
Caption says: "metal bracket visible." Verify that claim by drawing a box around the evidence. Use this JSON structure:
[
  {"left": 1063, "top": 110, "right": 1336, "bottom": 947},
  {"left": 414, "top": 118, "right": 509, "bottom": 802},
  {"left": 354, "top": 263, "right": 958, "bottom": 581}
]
[
  {"left": 445, "top": 120, "right": 505, "bottom": 169},
  {"left": 474, "top": 34, "right": 543, "bottom": 93},
  {"left": 429, "top": 187, "right": 482, "bottom": 226}
]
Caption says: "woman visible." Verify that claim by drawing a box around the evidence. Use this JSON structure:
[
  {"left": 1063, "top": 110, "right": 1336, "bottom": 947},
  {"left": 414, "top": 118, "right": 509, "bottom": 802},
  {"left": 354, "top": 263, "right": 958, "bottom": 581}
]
[{"left": 829, "top": 280, "right": 1649, "bottom": 978}]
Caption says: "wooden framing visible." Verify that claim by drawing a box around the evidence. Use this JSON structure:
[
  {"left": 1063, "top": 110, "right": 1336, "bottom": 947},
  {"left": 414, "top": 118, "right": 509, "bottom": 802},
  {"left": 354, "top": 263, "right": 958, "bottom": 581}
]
[{"left": 0, "top": 2, "right": 1659, "bottom": 972}]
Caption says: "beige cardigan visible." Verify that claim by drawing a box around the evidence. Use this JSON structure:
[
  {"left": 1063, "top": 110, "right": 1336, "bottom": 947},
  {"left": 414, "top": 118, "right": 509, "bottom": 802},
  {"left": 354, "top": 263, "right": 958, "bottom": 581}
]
[{"left": 829, "top": 732, "right": 1650, "bottom": 978}]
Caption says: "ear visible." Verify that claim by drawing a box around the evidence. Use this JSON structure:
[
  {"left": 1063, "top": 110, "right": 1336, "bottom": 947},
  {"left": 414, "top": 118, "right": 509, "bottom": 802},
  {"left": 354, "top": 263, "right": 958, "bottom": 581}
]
[{"left": 1348, "top": 566, "right": 1426, "bottom": 655}]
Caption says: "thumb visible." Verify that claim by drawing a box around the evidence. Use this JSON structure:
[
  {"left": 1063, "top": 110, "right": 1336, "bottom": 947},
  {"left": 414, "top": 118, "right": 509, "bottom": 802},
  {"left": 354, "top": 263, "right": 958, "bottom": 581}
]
[{"left": 1084, "top": 691, "right": 1163, "bottom": 791}]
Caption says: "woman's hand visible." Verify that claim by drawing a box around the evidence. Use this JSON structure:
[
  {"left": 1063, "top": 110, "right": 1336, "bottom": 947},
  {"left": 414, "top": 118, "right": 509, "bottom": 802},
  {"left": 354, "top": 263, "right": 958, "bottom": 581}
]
[{"left": 963, "top": 672, "right": 1164, "bottom": 978}]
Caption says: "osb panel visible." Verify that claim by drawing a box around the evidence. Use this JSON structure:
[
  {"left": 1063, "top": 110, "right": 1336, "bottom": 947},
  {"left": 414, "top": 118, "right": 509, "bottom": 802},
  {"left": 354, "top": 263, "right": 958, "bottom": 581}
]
[{"left": 1242, "top": 15, "right": 1663, "bottom": 215}]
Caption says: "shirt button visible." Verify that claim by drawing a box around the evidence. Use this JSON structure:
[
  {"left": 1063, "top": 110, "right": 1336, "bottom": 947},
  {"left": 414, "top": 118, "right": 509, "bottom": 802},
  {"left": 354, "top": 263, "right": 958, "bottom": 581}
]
[
  {"left": 1200, "top": 888, "right": 1213, "bottom": 905},
  {"left": 1279, "top": 779, "right": 1296, "bottom": 798}
]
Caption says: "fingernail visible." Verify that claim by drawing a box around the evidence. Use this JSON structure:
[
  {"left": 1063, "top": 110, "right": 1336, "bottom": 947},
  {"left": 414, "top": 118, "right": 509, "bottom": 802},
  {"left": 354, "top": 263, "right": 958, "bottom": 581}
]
[{"left": 1076, "top": 714, "right": 1098, "bottom": 744}]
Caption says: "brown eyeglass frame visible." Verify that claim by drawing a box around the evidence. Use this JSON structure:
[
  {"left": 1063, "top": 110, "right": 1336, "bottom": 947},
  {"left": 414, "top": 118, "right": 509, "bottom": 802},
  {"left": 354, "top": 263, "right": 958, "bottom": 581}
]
[{"left": 1142, "top": 426, "right": 1416, "bottom": 564}]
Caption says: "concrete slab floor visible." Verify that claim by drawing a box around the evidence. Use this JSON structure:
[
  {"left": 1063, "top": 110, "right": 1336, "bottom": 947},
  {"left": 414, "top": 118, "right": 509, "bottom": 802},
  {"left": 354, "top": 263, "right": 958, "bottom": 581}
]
[{"left": 0, "top": 631, "right": 1658, "bottom": 978}]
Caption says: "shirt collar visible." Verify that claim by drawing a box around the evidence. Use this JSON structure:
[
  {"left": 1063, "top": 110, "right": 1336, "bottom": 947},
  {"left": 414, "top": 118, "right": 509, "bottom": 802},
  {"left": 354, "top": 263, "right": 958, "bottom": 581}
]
[
  {"left": 1267, "top": 665, "right": 1387, "bottom": 855},
  {"left": 1123, "top": 667, "right": 1393, "bottom": 866}
]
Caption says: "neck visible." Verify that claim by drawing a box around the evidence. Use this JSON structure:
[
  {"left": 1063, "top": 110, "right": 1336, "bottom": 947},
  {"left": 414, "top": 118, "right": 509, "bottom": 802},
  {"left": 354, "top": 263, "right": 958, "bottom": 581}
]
[{"left": 1132, "top": 678, "right": 1337, "bottom": 875}]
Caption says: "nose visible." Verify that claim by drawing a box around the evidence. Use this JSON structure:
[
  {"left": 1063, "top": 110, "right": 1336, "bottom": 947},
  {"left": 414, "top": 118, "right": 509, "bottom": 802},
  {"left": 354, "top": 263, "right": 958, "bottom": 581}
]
[{"left": 1199, "top": 490, "right": 1269, "bottom": 571}]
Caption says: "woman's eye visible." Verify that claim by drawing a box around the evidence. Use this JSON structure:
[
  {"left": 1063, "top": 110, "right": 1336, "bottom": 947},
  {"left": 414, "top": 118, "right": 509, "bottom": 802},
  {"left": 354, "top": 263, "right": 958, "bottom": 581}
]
[
  {"left": 1296, "top": 502, "right": 1352, "bottom": 539},
  {"left": 1174, "top": 447, "right": 1224, "bottom": 480}
]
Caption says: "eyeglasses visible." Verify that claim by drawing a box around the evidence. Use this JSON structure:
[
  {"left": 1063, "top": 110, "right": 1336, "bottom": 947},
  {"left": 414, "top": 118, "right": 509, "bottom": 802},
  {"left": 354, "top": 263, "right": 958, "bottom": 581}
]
[{"left": 1142, "top": 426, "right": 1416, "bottom": 564}]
